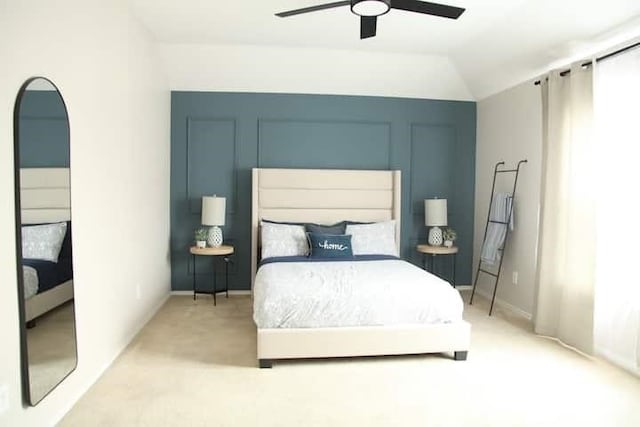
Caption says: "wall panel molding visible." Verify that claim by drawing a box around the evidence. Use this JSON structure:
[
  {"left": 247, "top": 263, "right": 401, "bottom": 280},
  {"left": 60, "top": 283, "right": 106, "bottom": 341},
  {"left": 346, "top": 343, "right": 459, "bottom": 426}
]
[
  {"left": 171, "top": 92, "right": 476, "bottom": 291},
  {"left": 408, "top": 122, "right": 457, "bottom": 217},
  {"left": 186, "top": 116, "right": 238, "bottom": 215},
  {"left": 257, "top": 118, "right": 392, "bottom": 169}
]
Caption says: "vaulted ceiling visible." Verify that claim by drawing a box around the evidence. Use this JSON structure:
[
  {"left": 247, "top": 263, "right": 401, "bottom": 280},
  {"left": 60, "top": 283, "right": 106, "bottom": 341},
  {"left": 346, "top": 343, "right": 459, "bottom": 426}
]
[{"left": 131, "top": 0, "right": 640, "bottom": 99}]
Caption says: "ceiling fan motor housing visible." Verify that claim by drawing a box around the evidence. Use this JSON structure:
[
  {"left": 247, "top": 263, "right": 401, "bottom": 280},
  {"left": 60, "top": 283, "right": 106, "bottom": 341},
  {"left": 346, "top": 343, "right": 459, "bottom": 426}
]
[{"left": 351, "top": 0, "right": 391, "bottom": 17}]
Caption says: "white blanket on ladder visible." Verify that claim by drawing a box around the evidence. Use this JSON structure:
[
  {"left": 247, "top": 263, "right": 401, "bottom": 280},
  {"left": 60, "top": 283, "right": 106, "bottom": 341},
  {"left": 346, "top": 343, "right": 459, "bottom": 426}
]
[{"left": 480, "top": 193, "right": 514, "bottom": 265}]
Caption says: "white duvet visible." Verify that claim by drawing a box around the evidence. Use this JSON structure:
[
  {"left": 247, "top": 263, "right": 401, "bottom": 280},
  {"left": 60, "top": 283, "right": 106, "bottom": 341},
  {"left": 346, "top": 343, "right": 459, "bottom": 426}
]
[
  {"left": 253, "top": 259, "right": 464, "bottom": 329},
  {"left": 23, "top": 265, "right": 38, "bottom": 299}
]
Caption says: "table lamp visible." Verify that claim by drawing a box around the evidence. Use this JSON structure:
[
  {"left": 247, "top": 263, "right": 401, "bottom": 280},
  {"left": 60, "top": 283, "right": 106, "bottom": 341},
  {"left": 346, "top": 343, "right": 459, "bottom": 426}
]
[
  {"left": 425, "top": 198, "right": 447, "bottom": 246},
  {"left": 202, "top": 195, "right": 226, "bottom": 247}
]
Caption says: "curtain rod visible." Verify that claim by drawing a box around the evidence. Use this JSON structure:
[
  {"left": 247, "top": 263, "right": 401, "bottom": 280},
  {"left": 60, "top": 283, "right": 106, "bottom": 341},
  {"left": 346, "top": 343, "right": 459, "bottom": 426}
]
[{"left": 534, "top": 40, "right": 640, "bottom": 85}]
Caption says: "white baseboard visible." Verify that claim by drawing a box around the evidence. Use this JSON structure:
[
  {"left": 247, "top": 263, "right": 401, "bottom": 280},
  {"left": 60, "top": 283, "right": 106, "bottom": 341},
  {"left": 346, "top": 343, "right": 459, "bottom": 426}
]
[
  {"left": 171, "top": 290, "right": 251, "bottom": 296},
  {"left": 172, "top": 286, "right": 528, "bottom": 319},
  {"left": 468, "top": 287, "right": 532, "bottom": 320},
  {"left": 596, "top": 348, "right": 640, "bottom": 378}
]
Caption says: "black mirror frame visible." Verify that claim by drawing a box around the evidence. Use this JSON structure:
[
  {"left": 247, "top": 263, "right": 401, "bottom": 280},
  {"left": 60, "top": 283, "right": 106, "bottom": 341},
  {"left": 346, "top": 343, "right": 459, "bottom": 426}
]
[{"left": 13, "top": 76, "right": 78, "bottom": 406}]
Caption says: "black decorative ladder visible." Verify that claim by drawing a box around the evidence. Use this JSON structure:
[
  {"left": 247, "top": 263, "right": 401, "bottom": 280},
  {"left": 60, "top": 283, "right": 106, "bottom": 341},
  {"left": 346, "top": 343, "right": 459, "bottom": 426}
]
[{"left": 470, "top": 160, "right": 527, "bottom": 315}]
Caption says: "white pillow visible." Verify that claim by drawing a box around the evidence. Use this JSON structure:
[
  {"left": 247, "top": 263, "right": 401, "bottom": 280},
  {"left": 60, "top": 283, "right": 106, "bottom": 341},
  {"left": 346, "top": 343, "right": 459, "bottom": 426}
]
[
  {"left": 261, "top": 221, "right": 309, "bottom": 259},
  {"left": 22, "top": 222, "right": 68, "bottom": 263},
  {"left": 345, "top": 220, "right": 398, "bottom": 256}
]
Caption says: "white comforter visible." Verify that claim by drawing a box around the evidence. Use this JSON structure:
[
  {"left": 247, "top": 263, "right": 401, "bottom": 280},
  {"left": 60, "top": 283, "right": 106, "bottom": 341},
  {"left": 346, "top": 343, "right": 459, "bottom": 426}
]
[
  {"left": 253, "top": 259, "right": 464, "bottom": 329},
  {"left": 23, "top": 266, "right": 38, "bottom": 299}
]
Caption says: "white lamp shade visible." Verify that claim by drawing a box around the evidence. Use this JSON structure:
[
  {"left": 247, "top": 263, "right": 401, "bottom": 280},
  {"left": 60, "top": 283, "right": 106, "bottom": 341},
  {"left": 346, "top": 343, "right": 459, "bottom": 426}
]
[
  {"left": 201, "top": 196, "right": 226, "bottom": 226},
  {"left": 425, "top": 199, "right": 447, "bottom": 226}
]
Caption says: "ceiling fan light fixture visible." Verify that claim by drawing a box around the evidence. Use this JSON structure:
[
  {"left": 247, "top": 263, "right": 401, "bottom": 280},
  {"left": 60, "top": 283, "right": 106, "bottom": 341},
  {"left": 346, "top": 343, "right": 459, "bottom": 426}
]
[{"left": 351, "top": 0, "right": 390, "bottom": 17}]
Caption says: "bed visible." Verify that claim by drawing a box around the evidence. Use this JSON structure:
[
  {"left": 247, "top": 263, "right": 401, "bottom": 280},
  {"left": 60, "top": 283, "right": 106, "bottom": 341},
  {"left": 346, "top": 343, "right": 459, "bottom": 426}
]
[
  {"left": 20, "top": 168, "right": 74, "bottom": 323},
  {"left": 251, "top": 168, "right": 470, "bottom": 368}
]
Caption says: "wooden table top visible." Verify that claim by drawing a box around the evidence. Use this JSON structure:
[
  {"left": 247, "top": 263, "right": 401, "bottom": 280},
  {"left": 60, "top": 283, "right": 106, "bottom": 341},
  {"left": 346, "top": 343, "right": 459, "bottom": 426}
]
[
  {"left": 416, "top": 244, "right": 458, "bottom": 255},
  {"left": 190, "top": 245, "right": 234, "bottom": 256}
]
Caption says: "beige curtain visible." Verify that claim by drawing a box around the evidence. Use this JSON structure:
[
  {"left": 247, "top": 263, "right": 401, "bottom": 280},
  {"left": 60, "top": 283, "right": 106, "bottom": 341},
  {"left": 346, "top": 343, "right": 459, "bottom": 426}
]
[
  {"left": 535, "top": 64, "right": 596, "bottom": 354},
  {"left": 594, "top": 46, "right": 640, "bottom": 374}
]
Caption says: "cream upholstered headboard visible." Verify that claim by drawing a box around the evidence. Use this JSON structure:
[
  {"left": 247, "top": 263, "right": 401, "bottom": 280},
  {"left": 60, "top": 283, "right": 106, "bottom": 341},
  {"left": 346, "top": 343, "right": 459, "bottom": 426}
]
[
  {"left": 20, "top": 168, "right": 71, "bottom": 224},
  {"left": 251, "top": 168, "right": 401, "bottom": 286}
]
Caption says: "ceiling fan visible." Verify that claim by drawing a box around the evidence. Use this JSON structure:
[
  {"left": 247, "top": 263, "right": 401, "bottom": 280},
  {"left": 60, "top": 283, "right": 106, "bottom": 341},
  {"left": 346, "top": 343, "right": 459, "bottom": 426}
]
[{"left": 275, "top": 0, "right": 465, "bottom": 39}]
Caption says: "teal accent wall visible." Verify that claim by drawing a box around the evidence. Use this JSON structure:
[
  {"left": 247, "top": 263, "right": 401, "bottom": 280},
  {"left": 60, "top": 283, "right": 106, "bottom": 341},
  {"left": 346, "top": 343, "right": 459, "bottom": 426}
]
[
  {"left": 171, "top": 92, "right": 476, "bottom": 291},
  {"left": 18, "top": 91, "right": 69, "bottom": 168}
]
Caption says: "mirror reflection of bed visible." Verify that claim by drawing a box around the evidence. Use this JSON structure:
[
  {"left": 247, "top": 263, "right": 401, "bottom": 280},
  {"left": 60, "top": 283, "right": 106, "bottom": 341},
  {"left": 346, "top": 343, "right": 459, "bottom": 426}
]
[
  {"left": 21, "top": 168, "right": 74, "bottom": 327},
  {"left": 21, "top": 168, "right": 75, "bottom": 404},
  {"left": 15, "top": 77, "right": 77, "bottom": 405}
]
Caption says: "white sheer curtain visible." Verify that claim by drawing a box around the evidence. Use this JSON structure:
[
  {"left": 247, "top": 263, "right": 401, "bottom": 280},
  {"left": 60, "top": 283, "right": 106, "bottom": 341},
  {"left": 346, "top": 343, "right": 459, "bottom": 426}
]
[
  {"left": 594, "top": 46, "right": 640, "bottom": 374},
  {"left": 535, "top": 65, "right": 597, "bottom": 354}
]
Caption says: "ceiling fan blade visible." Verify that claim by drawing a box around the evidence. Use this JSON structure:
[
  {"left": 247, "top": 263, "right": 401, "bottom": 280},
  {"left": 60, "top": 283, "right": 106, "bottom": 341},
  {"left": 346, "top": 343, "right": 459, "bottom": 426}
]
[
  {"left": 360, "top": 16, "right": 377, "bottom": 39},
  {"left": 390, "top": 0, "right": 465, "bottom": 19},
  {"left": 276, "top": 1, "right": 350, "bottom": 17}
]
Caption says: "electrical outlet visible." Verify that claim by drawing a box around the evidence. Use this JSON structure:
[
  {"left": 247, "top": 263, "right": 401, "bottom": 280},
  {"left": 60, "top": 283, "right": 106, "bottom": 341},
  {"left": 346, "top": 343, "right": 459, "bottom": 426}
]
[
  {"left": 0, "top": 384, "right": 9, "bottom": 415},
  {"left": 512, "top": 271, "right": 519, "bottom": 285},
  {"left": 135, "top": 283, "right": 141, "bottom": 300}
]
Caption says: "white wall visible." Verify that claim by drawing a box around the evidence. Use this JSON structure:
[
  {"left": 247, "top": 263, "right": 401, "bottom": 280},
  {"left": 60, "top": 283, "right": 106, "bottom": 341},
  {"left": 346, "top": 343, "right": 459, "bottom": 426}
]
[
  {"left": 473, "top": 81, "right": 542, "bottom": 317},
  {"left": 0, "top": 1, "right": 170, "bottom": 426},
  {"left": 159, "top": 43, "right": 474, "bottom": 101}
]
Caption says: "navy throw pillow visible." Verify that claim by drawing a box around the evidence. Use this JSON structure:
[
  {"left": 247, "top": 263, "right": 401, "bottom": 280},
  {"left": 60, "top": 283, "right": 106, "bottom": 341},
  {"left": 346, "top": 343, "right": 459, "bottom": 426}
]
[
  {"left": 307, "top": 233, "right": 353, "bottom": 258},
  {"left": 305, "top": 222, "right": 347, "bottom": 235}
]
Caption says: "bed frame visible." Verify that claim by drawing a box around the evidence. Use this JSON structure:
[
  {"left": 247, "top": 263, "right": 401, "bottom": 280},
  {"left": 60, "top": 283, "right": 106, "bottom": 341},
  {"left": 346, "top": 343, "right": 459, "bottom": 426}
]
[
  {"left": 21, "top": 168, "right": 73, "bottom": 322},
  {"left": 251, "top": 168, "right": 470, "bottom": 368}
]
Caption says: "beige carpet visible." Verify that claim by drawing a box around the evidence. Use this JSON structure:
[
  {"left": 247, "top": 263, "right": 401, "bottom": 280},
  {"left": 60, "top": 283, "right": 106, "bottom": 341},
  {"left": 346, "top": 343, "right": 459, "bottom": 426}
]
[
  {"left": 60, "top": 292, "right": 640, "bottom": 427},
  {"left": 28, "top": 301, "right": 77, "bottom": 404}
]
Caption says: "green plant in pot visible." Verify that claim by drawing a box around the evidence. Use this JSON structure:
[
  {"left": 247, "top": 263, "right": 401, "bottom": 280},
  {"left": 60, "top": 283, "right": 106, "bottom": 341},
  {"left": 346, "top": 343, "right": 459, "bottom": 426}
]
[
  {"left": 194, "top": 228, "right": 208, "bottom": 248},
  {"left": 443, "top": 228, "right": 457, "bottom": 248}
]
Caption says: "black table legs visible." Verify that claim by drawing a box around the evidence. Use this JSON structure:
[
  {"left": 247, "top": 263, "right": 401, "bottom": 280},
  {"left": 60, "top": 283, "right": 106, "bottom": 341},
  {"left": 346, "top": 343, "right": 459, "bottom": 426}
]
[
  {"left": 191, "top": 254, "right": 231, "bottom": 305},
  {"left": 192, "top": 254, "right": 196, "bottom": 300},
  {"left": 224, "top": 256, "right": 230, "bottom": 299},
  {"left": 422, "top": 253, "right": 456, "bottom": 287}
]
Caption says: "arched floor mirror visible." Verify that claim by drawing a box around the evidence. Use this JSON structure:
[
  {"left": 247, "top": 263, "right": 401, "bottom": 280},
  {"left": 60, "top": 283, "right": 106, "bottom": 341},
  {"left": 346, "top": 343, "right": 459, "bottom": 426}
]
[{"left": 13, "top": 77, "right": 77, "bottom": 405}]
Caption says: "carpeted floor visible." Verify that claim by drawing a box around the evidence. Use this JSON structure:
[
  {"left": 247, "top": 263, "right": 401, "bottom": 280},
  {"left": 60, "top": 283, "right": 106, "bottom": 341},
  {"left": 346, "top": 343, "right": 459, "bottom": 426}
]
[
  {"left": 60, "top": 292, "right": 640, "bottom": 427},
  {"left": 28, "top": 301, "right": 76, "bottom": 404}
]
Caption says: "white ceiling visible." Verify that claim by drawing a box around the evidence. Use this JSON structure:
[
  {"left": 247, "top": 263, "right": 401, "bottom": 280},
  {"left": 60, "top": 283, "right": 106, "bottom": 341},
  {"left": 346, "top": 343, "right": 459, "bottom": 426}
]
[{"left": 131, "top": 0, "right": 640, "bottom": 99}]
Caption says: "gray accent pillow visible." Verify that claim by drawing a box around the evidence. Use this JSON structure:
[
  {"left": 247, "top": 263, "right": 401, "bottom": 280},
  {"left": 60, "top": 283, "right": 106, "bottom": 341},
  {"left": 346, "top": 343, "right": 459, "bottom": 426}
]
[
  {"left": 22, "top": 222, "right": 68, "bottom": 263},
  {"left": 261, "top": 219, "right": 305, "bottom": 226},
  {"left": 305, "top": 222, "right": 347, "bottom": 235},
  {"left": 264, "top": 219, "right": 347, "bottom": 235}
]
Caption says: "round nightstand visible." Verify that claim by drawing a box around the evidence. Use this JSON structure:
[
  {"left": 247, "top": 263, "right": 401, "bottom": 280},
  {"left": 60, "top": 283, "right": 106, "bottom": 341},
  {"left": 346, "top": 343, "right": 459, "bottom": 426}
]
[
  {"left": 416, "top": 244, "right": 458, "bottom": 286},
  {"left": 189, "top": 245, "right": 234, "bottom": 305}
]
